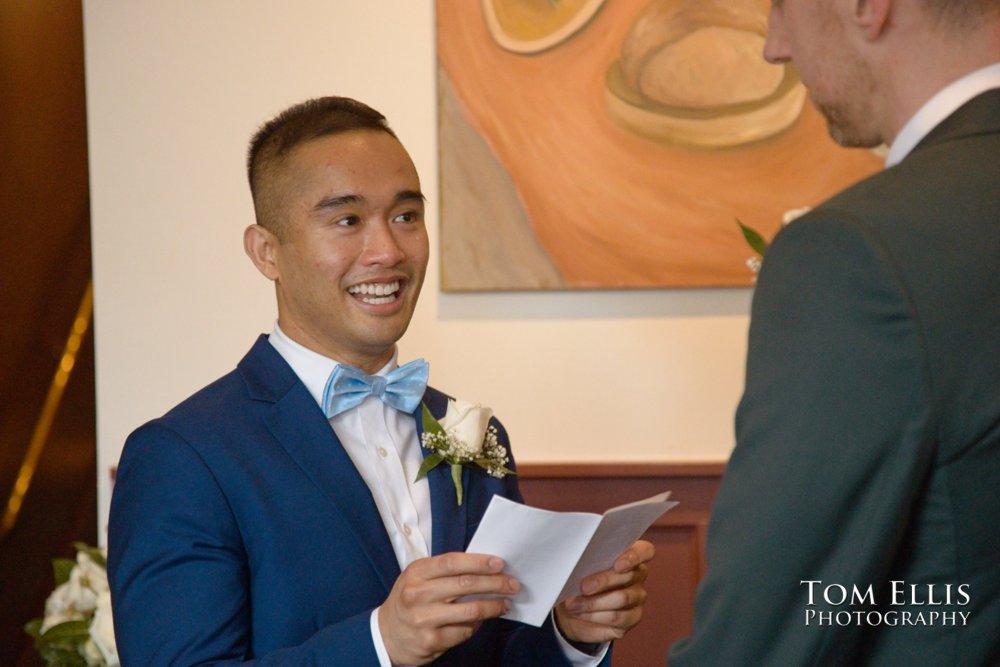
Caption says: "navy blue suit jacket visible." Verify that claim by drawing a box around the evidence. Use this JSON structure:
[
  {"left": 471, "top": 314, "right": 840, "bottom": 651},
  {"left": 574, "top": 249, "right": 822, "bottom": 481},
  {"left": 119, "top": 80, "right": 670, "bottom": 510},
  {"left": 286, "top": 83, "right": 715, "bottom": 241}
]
[{"left": 108, "top": 336, "right": 596, "bottom": 666}]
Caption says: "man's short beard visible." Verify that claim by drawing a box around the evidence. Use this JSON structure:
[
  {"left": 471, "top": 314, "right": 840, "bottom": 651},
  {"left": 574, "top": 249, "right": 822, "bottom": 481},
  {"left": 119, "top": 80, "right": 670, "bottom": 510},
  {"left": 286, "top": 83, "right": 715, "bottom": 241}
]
[
  {"left": 814, "top": 97, "right": 883, "bottom": 149},
  {"left": 812, "top": 59, "right": 884, "bottom": 149}
]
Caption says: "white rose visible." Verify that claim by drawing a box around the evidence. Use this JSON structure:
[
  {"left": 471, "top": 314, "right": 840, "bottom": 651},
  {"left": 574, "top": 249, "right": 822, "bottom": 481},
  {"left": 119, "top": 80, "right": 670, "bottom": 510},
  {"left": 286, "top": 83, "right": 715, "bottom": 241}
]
[
  {"left": 81, "top": 639, "right": 104, "bottom": 666},
  {"left": 39, "top": 605, "right": 83, "bottom": 634},
  {"left": 40, "top": 550, "right": 109, "bottom": 634},
  {"left": 76, "top": 551, "right": 110, "bottom": 595},
  {"left": 782, "top": 206, "right": 811, "bottom": 225},
  {"left": 89, "top": 591, "right": 120, "bottom": 666},
  {"left": 44, "top": 581, "right": 80, "bottom": 618},
  {"left": 42, "top": 576, "right": 95, "bottom": 630},
  {"left": 439, "top": 398, "right": 493, "bottom": 457}
]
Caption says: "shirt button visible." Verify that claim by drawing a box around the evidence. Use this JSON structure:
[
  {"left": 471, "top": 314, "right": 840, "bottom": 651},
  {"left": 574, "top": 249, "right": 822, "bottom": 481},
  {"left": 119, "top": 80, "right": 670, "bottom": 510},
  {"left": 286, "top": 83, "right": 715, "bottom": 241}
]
[
  {"left": 377, "top": 447, "right": 388, "bottom": 458},
  {"left": 403, "top": 525, "right": 413, "bottom": 536}
]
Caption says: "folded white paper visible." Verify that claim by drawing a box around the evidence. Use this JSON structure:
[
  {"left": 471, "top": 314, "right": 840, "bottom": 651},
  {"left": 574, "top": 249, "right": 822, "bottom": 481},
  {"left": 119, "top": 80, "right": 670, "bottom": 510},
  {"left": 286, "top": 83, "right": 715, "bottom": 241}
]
[{"left": 464, "top": 491, "right": 678, "bottom": 626}]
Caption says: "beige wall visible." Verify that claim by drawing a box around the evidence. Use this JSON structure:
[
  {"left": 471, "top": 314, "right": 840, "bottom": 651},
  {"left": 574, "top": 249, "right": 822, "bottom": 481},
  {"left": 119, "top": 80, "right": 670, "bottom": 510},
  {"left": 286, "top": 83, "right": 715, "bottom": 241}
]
[{"left": 84, "top": 1, "right": 750, "bottom": 533}]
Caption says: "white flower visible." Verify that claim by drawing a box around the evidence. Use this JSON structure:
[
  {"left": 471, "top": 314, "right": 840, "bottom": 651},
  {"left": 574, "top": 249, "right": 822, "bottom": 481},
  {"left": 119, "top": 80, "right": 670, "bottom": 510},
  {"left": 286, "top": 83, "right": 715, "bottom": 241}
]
[
  {"left": 42, "top": 550, "right": 109, "bottom": 631},
  {"left": 418, "top": 399, "right": 512, "bottom": 505},
  {"left": 89, "top": 591, "right": 120, "bottom": 666},
  {"left": 438, "top": 398, "right": 493, "bottom": 457},
  {"left": 782, "top": 206, "right": 811, "bottom": 225},
  {"left": 30, "top": 545, "right": 118, "bottom": 666},
  {"left": 39, "top": 604, "right": 83, "bottom": 634},
  {"left": 82, "top": 639, "right": 104, "bottom": 666}
]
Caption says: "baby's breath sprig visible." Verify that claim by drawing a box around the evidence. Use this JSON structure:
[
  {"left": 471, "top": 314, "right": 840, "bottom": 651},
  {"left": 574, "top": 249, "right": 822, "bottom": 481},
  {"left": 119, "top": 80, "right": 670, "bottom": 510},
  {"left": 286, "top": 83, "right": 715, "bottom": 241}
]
[{"left": 416, "top": 403, "right": 514, "bottom": 506}]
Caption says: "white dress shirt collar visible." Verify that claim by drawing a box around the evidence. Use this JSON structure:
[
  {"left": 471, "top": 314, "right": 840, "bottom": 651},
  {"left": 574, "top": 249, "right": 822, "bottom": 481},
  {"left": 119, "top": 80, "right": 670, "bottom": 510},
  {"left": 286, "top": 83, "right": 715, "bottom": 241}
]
[
  {"left": 267, "top": 321, "right": 398, "bottom": 411},
  {"left": 886, "top": 61, "right": 1000, "bottom": 167}
]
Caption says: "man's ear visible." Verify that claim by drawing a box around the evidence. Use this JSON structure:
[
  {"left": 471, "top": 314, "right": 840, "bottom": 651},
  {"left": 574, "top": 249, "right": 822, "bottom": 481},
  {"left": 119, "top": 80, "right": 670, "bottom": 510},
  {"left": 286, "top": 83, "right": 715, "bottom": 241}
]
[
  {"left": 244, "top": 224, "right": 281, "bottom": 281},
  {"left": 854, "top": 0, "right": 892, "bottom": 41}
]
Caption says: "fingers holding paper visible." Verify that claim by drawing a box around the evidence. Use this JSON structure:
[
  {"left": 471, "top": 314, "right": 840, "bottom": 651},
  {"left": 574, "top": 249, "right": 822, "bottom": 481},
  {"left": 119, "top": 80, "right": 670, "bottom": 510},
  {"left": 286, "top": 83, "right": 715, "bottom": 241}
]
[
  {"left": 554, "top": 539, "right": 655, "bottom": 643},
  {"left": 379, "top": 552, "right": 520, "bottom": 665}
]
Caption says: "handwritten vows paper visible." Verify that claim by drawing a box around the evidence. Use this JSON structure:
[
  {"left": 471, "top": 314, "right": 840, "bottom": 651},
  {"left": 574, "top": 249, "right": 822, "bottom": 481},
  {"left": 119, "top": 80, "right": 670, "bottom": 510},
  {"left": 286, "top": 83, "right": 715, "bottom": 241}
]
[{"left": 465, "top": 492, "right": 678, "bottom": 626}]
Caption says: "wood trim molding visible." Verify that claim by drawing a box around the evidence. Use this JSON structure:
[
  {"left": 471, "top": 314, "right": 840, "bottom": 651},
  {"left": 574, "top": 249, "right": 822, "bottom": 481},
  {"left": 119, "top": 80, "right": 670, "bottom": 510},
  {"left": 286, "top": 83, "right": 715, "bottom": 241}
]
[
  {"left": 514, "top": 462, "right": 724, "bottom": 666},
  {"left": 519, "top": 462, "right": 726, "bottom": 478}
]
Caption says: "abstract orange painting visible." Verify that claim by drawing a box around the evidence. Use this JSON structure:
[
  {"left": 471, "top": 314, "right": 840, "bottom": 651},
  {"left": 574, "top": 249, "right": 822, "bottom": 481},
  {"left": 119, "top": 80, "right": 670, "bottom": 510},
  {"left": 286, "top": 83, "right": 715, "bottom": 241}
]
[{"left": 437, "top": 0, "right": 882, "bottom": 289}]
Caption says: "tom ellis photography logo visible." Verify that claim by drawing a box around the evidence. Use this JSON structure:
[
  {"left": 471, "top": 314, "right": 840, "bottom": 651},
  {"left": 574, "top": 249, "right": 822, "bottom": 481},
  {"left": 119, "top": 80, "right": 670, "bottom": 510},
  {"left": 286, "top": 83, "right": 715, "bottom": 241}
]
[{"left": 800, "top": 580, "right": 971, "bottom": 627}]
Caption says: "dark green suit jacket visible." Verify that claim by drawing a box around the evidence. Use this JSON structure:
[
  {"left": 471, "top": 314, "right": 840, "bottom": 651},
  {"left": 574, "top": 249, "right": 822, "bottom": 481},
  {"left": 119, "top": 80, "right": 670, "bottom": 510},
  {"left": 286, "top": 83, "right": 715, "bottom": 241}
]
[{"left": 670, "top": 89, "right": 1000, "bottom": 666}]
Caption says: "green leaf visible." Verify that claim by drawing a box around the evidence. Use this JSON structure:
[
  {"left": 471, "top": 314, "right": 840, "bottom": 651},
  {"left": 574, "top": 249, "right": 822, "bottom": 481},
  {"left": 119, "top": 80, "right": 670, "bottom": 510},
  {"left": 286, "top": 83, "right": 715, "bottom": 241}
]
[
  {"left": 38, "top": 642, "right": 88, "bottom": 667},
  {"left": 24, "top": 618, "right": 43, "bottom": 639},
  {"left": 737, "top": 219, "right": 770, "bottom": 257},
  {"left": 420, "top": 403, "right": 445, "bottom": 437},
  {"left": 26, "top": 620, "right": 91, "bottom": 667},
  {"left": 52, "top": 558, "right": 75, "bottom": 586},
  {"left": 415, "top": 453, "right": 445, "bottom": 481},
  {"left": 37, "top": 620, "right": 90, "bottom": 642},
  {"left": 73, "top": 542, "right": 106, "bottom": 568}
]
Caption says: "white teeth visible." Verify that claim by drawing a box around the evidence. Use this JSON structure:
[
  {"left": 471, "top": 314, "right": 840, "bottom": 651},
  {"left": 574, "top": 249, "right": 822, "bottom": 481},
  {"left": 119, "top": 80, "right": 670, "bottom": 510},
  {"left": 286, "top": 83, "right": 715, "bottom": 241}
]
[{"left": 348, "top": 280, "right": 400, "bottom": 302}]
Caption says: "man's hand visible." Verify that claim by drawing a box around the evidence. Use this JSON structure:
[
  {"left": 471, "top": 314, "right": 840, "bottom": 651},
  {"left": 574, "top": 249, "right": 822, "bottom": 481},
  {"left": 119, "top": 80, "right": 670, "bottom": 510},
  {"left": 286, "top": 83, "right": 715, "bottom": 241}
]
[
  {"left": 553, "top": 540, "right": 654, "bottom": 645},
  {"left": 378, "top": 552, "right": 519, "bottom": 665}
]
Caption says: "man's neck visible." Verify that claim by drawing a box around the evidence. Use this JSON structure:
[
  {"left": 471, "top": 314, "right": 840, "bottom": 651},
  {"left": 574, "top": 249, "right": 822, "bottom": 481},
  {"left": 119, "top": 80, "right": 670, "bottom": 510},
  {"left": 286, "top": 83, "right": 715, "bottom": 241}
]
[
  {"left": 880, "top": 15, "right": 1000, "bottom": 145},
  {"left": 274, "top": 319, "right": 395, "bottom": 374}
]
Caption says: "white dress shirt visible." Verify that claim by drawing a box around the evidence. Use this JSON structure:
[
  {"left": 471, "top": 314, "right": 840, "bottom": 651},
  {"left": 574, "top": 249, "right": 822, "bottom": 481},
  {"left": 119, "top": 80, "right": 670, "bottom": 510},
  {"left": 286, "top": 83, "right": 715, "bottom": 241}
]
[
  {"left": 268, "top": 323, "right": 606, "bottom": 667},
  {"left": 885, "top": 61, "right": 1000, "bottom": 167}
]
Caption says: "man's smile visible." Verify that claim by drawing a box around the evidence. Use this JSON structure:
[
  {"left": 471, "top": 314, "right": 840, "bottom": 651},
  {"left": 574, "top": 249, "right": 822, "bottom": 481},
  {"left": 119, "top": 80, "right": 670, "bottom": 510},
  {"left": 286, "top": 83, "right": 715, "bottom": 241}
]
[{"left": 347, "top": 279, "right": 403, "bottom": 305}]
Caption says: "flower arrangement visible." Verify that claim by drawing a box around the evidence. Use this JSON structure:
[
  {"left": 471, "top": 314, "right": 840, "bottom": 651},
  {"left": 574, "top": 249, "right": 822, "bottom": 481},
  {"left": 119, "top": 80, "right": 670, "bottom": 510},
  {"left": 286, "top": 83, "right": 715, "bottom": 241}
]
[
  {"left": 25, "top": 543, "right": 119, "bottom": 667},
  {"left": 416, "top": 398, "right": 514, "bottom": 505},
  {"left": 738, "top": 206, "right": 812, "bottom": 276}
]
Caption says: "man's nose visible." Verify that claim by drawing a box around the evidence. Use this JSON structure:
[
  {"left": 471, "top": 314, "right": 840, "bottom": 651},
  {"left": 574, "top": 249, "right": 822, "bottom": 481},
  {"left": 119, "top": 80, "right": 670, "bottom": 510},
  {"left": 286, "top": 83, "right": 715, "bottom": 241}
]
[
  {"left": 362, "top": 221, "right": 406, "bottom": 265},
  {"left": 762, "top": 34, "right": 790, "bottom": 64},
  {"left": 762, "top": 13, "right": 791, "bottom": 64}
]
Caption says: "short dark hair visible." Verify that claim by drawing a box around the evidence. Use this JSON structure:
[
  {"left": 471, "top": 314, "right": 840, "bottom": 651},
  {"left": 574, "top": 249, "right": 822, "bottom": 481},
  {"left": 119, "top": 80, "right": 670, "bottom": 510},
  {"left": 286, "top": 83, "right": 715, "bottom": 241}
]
[
  {"left": 246, "top": 96, "right": 398, "bottom": 235},
  {"left": 920, "top": 0, "right": 1000, "bottom": 29}
]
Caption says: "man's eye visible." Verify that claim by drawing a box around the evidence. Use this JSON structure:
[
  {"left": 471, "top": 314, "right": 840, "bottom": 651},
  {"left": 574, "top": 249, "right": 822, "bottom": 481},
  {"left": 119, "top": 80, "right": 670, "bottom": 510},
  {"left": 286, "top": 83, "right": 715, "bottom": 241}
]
[
  {"left": 336, "top": 216, "right": 360, "bottom": 226},
  {"left": 394, "top": 211, "right": 418, "bottom": 224}
]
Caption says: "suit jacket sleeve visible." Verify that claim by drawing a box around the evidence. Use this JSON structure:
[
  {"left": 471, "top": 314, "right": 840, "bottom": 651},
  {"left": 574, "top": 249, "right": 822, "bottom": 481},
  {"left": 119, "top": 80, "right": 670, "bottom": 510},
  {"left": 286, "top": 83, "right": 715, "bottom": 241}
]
[
  {"left": 669, "top": 213, "right": 936, "bottom": 665},
  {"left": 108, "top": 423, "right": 382, "bottom": 667}
]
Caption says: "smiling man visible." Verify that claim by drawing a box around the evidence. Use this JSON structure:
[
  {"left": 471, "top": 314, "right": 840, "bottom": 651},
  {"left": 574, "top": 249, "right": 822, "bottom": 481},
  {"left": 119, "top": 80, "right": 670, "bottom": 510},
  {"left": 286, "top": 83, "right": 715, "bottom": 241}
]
[{"left": 107, "top": 96, "right": 653, "bottom": 667}]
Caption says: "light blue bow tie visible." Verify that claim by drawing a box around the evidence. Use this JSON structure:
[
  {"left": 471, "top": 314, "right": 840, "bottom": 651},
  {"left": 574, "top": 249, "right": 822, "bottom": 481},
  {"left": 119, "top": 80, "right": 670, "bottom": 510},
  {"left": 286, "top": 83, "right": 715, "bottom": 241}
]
[{"left": 322, "top": 359, "right": 429, "bottom": 418}]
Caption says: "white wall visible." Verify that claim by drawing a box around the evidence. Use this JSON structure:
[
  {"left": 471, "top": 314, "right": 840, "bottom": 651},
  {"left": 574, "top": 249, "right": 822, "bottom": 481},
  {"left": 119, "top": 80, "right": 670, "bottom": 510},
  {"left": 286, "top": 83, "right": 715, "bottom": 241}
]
[{"left": 84, "top": 1, "right": 750, "bottom": 535}]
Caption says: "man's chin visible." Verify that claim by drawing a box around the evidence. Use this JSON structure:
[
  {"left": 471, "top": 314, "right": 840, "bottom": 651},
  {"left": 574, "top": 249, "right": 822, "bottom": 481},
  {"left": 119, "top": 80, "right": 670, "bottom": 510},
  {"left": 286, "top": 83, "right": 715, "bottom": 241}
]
[
  {"left": 828, "top": 127, "right": 883, "bottom": 149},
  {"left": 818, "top": 105, "right": 882, "bottom": 149}
]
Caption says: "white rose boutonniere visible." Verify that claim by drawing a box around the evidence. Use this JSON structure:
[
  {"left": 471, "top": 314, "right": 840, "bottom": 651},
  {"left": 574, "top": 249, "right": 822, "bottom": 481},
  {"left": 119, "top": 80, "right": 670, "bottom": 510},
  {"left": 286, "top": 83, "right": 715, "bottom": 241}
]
[
  {"left": 416, "top": 398, "right": 515, "bottom": 506},
  {"left": 738, "top": 206, "right": 812, "bottom": 277},
  {"left": 26, "top": 543, "right": 120, "bottom": 667}
]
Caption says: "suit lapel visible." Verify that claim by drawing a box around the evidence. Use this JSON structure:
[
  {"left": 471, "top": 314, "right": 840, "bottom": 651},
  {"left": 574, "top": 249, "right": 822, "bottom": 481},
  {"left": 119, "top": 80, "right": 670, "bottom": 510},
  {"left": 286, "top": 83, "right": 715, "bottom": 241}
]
[
  {"left": 240, "top": 337, "right": 401, "bottom": 591},
  {"left": 419, "top": 388, "right": 470, "bottom": 555}
]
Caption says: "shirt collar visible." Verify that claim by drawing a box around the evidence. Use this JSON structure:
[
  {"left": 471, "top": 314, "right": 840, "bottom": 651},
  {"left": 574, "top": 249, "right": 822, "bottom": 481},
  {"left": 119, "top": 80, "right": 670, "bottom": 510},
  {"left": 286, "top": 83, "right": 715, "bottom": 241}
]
[
  {"left": 267, "top": 321, "right": 398, "bottom": 410},
  {"left": 886, "top": 61, "right": 1000, "bottom": 167}
]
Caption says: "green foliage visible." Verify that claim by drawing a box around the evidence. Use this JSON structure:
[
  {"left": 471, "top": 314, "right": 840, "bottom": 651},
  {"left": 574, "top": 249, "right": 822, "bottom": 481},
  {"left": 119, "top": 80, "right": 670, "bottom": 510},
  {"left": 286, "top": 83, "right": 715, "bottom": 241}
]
[
  {"left": 52, "top": 559, "right": 75, "bottom": 586},
  {"left": 737, "top": 219, "right": 770, "bottom": 257},
  {"left": 415, "top": 452, "right": 445, "bottom": 481},
  {"left": 72, "top": 542, "right": 106, "bottom": 568},
  {"left": 24, "top": 619, "right": 90, "bottom": 667},
  {"left": 421, "top": 403, "right": 445, "bottom": 437}
]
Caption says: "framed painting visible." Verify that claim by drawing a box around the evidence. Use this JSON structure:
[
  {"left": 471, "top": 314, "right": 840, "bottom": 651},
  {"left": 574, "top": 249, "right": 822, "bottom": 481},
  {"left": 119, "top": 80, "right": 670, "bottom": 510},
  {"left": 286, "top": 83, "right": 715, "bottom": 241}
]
[{"left": 436, "top": 0, "right": 882, "bottom": 290}]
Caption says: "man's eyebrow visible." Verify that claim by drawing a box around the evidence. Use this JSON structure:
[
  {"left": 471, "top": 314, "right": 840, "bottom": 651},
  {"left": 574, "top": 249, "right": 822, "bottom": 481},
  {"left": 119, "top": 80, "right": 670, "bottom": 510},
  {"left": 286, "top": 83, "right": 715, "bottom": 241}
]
[
  {"left": 312, "top": 190, "right": 425, "bottom": 212},
  {"left": 396, "top": 190, "right": 426, "bottom": 204},
  {"left": 313, "top": 193, "right": 362, "bottom": 211}
]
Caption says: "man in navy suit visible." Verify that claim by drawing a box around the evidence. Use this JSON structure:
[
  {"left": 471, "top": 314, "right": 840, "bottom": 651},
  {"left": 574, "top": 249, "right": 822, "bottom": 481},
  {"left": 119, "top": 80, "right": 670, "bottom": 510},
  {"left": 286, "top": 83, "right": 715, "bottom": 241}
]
[
  {"left": 670, "top": 0, "right": 1000, "bottom": 664},
  {"left": 108, "top": 97, "right": 654, "bottom": 666}
]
